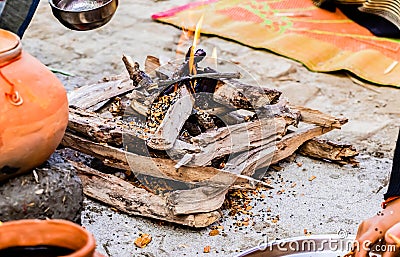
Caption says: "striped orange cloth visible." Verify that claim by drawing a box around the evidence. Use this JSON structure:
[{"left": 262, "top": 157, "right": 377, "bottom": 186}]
[{"left": 152, "top": 0, "right": 400, "bottom": 87}]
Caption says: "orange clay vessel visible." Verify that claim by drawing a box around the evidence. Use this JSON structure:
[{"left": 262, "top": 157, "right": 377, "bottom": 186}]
[
  {"left": 0, "top": 219, "right": 105, "bottom": 257},
  {"left": 0, "top": 29, "right": 68, "bottom": 182}
]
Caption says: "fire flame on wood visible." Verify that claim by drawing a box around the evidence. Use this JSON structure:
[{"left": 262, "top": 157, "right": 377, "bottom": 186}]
[
  {"left": 188, "top": 15, "right": 204, "bottom": 76},
  {"left": 211, "top": 47, "right": 218, "bottom": 69}
]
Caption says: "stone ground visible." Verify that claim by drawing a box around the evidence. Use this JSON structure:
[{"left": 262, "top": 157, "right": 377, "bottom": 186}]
[{"left": 21, "top": 0, "right": 400, "bottom": 256}]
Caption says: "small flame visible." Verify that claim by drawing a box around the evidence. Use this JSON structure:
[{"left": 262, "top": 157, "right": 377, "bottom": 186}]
[
  {"left": 211, "top": 47, "right": 217, "bottom": 59},
  {"left": 189, "top": 15, "right": 204, "bottom": 75},
  {"left": 211, "top": 47, "right": 218, "bottom": 68},
  {"left": 192, "top": 15, "right": 204, "bottom": 50},
  {"left": 206, "top": 47, "right": 218, "bottom": 70}
]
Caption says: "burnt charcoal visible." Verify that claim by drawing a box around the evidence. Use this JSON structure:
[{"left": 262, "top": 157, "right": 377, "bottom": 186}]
[
  {"left": 177, "top": 47, "right": 207, "bottom": 77},
  {"left": 138, "top": 69, "right": 154, "bottom": 88},
  {"left": 210, "top": 155, "right": 229, "bottom": 169},
  {"left": 135, "top": 174, "right": 195, "bottom": 194},
  {"left": 195, "top": 78, "right": 218, "bottom": 93},
  {"left": 182, "top": 115, "right": 202, "bottom": 136},
  {"left": 185, "top": 47, "right": 207, "bottom": 61},
  {"left": 193, "top": 91, "right": 222, "bottom": 110},
  {"left": 212, "top": 115, "right": 228, "bottom": 128},
  {"left": 193, "top": 48, "right": 206, "bottom": 63},
  {"left": 122, "top": 56, "right": 154, "bottom": 89},
  {"left": 160, "top": 82, "right": 179, "bottom": 96},
  {"left": 147, "top": 148, "right": 170, "bottom": 159}
]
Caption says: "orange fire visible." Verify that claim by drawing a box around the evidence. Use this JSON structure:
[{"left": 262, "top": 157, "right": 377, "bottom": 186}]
[
  {"left": 188, "top": 15, "right": 204, "bottom": 76},
  {"left": 206, "top": 46, "right": 218, "bottom": 70},
  {"left": 211, "top": 47, "right": 218, "bottom": 68},
  {"left": 211, "top": 47, "right": 217, "bottom": 59}
]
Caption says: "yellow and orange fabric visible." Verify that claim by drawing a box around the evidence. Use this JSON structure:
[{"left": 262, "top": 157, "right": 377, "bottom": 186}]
[{"left": 152, "top": 0, "right": 400, "bottom": 87}]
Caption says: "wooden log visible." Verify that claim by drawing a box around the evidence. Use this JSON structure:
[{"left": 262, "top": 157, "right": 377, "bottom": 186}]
[
  {"left": 189, "top": 117, "right": 289, "bottom": 166},
  {"left": 147, "top": 86, "right": 194, "bottom": 150},
  {"left": 298, "top": 138, "right": 359, "bottom": 166},
  {"left": 144, "top": 55, "right": 178, "bottom": 80},
  {"left": 127, "top": 89, "right": 156, "bottom": 117},
  {"left": 158, "top": 72, "right": 241, "bottom": 87},
  {"left": 270, "top": 125, "right": 338, "bottom": 165},
  {"left": 121, "top": 55, "right": 141, "bottom": 82},
  {"left": 166, "top": 186, "right": 227, "bottom": 215},
  {"left": 66, "top": 106, "right": 349, "bottom": 184},
  {"left": 225, "top": 141, "right": 277, "bottom": 177},
  {"left": 291, "top": 105, "right": 347, "bottom": 128},
  {"left": 63, "top": 55, "right": 356, "bottom": 217},
  {"left": 213, "top": 79, "right": 282, "bottom": 109},
  {"left": 68, "top": 107, "right": 200, "bottom": 157},
  {"left": 72, "top": 161, "right": 221, "bottom": 227},
  {"left": 129, "top": 99, "right": 149, "bottom": 117},
  {"left": 68, "top": 77, "right": 133, "bottom": 111},
  {"left": 169, "top": 106, "right": 305, "bottom": 213},
  {"left": 63, "top": 132, "right": 274, "bottom": 214},
  {"left": 166, "top": 120, "right": 284, "bottom": 215},
  {"left": 221, "top": 109, "right": 255, "bottom": 125},
  {"left": 62, "top": 132, "right": 209, "bottom": 182},
  {"left": 67, "top": 108, "right": 275, "bottom": 189},
  {"left": 255, "top": 99, "right": 301, "bottom": 127},
  {"left": 67, "top": 108, "right": 148, "bottom": 154},
  {"left": 144, "top": 55, "right": 161, "bottom": 75},
  {"left": 122, "top": 55, "right": 154, "bottom": 90},
  {"left": 68, "top": 107, "right": 198, "bottom": 156},
  {"left": 168, "top": 139, "right": 278, "bottom": 215},
  {"left": 233, "top": 125, "right": 342, "bottom": 186},
  {"left": 61, "top": 132, "right": 272, "bottom": 188}
]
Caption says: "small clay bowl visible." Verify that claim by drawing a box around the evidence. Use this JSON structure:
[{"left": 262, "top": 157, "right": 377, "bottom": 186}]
[{"left": 0, "top": 219, "right": 105, "bottom": 257}]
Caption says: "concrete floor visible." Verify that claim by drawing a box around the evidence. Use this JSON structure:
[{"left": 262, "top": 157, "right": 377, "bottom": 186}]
[
  {"left": 81, "top": 156, "right": 391, "bottom": 256},
  {"left": 21, "top": 0, "right": 400, "bottom": 256}
]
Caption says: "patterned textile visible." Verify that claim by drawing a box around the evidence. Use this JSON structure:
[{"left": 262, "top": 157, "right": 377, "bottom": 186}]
[{"left": 153, "top": 0, "right": 400, "bottom": 87}]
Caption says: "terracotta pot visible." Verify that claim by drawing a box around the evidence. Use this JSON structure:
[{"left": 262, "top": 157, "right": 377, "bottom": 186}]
[
  {"left": 0, "top": 219, "right": 105, "bottom": 257},
  {"left": 0, "top": 29, "right": 68, "bottom": 182}
]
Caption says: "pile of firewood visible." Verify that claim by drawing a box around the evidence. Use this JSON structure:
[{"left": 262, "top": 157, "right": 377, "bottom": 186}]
[{"left": 63, "top": 47, "right": 358, "bottom": 227}]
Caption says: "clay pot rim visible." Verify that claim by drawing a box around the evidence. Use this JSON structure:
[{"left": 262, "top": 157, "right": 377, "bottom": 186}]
[
  {"left": 0, "top": 219, "right": 96, "bottom": 257},
  {"left": 0, "top": 30, "right": 22, "bottom": 65}
]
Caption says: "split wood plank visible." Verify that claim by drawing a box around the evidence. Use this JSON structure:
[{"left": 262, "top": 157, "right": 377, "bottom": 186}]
[
  {"left": 189, "top": 117, "right": 288, "bottom": 166},
  {"left": 299, "top": 138, "right": 359, "bottom": 166},
  {"left": 213, "top": 79, "right": 282, "bottom": 109},
  {"left": 147, "top": 86, "right": 194, "bottom": 150},
  {"left": 62, "top": 132, "right": 272, "bottom": 188},
  {"left": 291, "top": 105, "right": 347, "bottom": 128},
  {"left": 72, "top": 161, "right": 220, "bottom": 227},
  {"left": 68, "top": 76, "right": 133, "bottom": 111}
]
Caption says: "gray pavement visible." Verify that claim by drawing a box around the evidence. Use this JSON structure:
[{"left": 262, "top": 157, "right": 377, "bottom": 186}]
[
  {"left": 22, "top": 0, "right": 400, "bottom": 256},
  {"left": 81, "top": 156, "right": 391, "bottom": 257}
]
